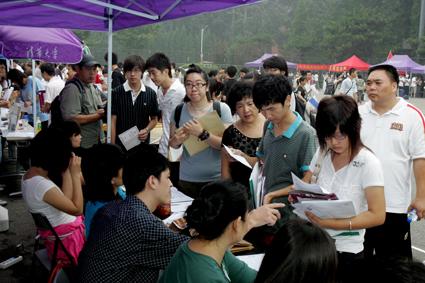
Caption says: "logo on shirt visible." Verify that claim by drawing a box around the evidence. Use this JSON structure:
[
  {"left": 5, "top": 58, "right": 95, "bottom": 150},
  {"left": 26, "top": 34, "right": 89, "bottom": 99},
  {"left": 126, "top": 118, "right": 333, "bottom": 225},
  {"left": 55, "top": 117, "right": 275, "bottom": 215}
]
[
  {"left": 390, "top": 122, "right": 403, "bottom": 131},
  {"left": 352, "top": 161, "right": 365, "bottom": 168}
]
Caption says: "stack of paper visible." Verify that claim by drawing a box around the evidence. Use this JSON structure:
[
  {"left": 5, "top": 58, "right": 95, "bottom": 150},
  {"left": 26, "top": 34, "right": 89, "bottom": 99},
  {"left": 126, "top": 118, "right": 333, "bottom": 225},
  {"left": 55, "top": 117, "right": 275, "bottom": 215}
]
[
  {"left": 290, "top": 173, "right": 356, "bottom": 220},
  {"left": 163, "top": 187, "right": 193, "bottom": 225}
]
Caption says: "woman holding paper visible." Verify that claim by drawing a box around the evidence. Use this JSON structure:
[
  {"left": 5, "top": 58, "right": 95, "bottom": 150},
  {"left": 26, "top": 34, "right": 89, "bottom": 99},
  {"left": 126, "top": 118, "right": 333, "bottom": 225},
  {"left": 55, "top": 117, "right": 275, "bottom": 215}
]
[
  {"left": 169, "top": 65, "right": 232, "bottom": 198},
  {"left": 159, "top": 180, "right": 283, "bottom": 283},
  {"left": 303, "top": 95, "right": 385, "bottom": 280},
  {"left": 221, "top": 81, "right": 265, "bottom": 190}
]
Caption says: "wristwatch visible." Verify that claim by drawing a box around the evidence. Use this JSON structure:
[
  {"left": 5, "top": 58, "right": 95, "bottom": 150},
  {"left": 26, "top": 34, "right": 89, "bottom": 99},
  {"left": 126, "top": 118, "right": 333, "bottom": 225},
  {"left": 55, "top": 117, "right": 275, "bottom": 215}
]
[{"left": 198, "top": 130, "right": 210, "bottom": 141}]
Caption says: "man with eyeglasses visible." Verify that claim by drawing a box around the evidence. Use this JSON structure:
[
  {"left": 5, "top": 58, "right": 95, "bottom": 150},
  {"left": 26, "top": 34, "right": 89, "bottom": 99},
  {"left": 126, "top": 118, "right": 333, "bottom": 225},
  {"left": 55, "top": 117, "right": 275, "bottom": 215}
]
[{"left": 111, "top": 55, "right": 159, "bottom": 151}]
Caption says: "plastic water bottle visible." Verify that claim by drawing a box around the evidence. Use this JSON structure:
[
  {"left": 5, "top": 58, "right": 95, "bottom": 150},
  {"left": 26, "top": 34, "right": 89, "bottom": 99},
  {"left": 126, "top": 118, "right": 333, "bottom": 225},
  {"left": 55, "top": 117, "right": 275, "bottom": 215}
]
[
  {"left": 407, "top": 209, "right": 418, "bottom": 223},
  {"left": 35, "top": 117, "right": 42, "bottom": 134}
]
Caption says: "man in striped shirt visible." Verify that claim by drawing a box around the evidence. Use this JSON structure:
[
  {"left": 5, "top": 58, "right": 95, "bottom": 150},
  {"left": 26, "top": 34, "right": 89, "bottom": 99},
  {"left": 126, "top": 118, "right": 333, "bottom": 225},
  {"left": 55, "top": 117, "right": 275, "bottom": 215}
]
[{"left": 111, "top": 55, "right": 159, "bottom": 151}]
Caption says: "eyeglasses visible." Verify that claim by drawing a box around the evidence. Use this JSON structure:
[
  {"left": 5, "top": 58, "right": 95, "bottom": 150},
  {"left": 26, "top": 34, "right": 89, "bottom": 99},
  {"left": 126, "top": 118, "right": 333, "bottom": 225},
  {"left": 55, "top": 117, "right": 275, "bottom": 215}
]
[
  {"left": 185, "top": 82, "right": 207, "bottom": 89},
  {"left": 325, "top": 133, "right": 347, "bottom": 141}
]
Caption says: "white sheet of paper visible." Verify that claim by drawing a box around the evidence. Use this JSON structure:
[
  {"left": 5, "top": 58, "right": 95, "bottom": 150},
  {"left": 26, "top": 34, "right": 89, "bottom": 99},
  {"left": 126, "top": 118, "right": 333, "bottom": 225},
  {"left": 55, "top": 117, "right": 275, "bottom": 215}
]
[
  {"left": 223, "top": 145, "right": 252, "bottom": 169},
  {"left": 171, "top": 187, "right": 193, "bottom": 203},
  {"left": 291, "top": 172, "right": 329, "bottom": 194},
  {"left": 292, "top": 199, "right": 356, "bottom": 220},
  {"left": 163, "top": 211, "right": 185, "bottom": 225},
  {"left": 118, "top": 126, "right": 141, "bottom": 151},
  {"left": 236, "top": 254, "right": 265, "bottom": 271}
]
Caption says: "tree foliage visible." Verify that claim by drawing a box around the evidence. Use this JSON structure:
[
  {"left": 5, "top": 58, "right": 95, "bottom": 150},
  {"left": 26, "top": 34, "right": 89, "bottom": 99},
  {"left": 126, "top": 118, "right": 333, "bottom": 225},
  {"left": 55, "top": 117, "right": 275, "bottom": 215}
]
[{"left": 74, "top": 0, "right": 422, "bottom": 66}]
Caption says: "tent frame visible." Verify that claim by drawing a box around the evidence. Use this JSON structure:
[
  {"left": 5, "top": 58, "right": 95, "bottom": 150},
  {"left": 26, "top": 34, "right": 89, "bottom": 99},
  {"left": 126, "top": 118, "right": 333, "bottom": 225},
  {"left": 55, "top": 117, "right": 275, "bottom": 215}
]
[{"left": 2, "top": 0, "right": 258, "bottom": 142}]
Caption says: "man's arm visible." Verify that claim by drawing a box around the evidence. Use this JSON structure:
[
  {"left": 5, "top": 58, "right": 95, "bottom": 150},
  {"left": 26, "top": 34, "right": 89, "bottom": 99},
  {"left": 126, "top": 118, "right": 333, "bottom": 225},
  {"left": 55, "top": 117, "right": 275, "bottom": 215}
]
[
  {"left": 73, "top": 109, "right": 104, "bottom": 125},
  {"left": 111, "top": 115, "right": 117, "bottom": 144},
  {"left": 411, "top": 158, "right": 425, "bottom": 219}
]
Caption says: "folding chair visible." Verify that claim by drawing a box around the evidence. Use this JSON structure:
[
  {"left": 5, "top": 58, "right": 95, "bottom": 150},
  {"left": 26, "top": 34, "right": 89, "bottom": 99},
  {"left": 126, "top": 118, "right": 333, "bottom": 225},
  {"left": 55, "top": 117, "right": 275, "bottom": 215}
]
[{"left": 30, "top": 213, "right": 76, "bottom": 281}]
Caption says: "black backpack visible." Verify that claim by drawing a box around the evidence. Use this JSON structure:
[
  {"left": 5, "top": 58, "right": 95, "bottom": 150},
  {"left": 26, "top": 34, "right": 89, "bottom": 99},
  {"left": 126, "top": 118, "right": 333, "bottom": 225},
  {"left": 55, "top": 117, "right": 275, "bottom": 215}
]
[
  {"left": 50, "top": 78, "right": 85, "bottom": 126},
  {"left": 174, "top": 101, "right": 222, "bottom": 128}
]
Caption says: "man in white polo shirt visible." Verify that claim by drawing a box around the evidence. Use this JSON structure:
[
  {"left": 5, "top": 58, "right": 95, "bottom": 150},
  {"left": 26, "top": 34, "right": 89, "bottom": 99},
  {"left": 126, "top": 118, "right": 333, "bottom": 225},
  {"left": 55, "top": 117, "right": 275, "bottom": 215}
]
[
  {"left": 40, "top": 63, "right": 65, "bottom": 113},
  {"left": 359, "top": 64, "right": 425, "bottom": 259},
  {"left": 339, "top": 68, "right": 358, "bottom": 99}
]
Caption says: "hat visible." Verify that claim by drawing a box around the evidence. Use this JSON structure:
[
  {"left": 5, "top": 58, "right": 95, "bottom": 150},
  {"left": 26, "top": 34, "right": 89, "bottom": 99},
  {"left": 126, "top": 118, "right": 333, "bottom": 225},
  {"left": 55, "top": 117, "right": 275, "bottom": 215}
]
[{"left": 78, "top": 54, "right": 100, "bottom": 68}]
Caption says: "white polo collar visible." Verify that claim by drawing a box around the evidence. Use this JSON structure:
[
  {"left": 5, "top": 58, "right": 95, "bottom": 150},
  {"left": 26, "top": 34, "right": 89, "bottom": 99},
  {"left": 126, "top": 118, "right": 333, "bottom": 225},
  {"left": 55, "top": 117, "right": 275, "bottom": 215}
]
[{"left": 124, "top": 80, "right": 146, "bottom": 93}]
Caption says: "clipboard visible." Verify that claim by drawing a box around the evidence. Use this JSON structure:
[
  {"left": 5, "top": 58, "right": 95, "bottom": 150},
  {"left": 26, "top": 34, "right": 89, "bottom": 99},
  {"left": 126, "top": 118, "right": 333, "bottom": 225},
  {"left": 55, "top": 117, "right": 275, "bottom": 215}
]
[{"left": 182, "top": 111, "right": 225, "bottom": 156}]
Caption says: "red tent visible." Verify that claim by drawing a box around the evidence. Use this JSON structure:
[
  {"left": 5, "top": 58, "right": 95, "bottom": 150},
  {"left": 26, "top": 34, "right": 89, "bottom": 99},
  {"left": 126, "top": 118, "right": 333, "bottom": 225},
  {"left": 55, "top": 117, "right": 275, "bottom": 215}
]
[{"left": 329, "top": 55, "right": 370, "bottom": 72}]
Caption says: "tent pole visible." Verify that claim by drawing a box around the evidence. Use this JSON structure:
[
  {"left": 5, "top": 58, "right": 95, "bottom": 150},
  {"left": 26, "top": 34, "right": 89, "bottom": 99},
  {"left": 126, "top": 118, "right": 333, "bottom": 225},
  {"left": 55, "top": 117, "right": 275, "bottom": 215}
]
[
  {"left": 32, "top": 59, "right": 36, "bottom": 133},
  {"left": 106, "top": 8, "right": 113, "bottom": 143}
]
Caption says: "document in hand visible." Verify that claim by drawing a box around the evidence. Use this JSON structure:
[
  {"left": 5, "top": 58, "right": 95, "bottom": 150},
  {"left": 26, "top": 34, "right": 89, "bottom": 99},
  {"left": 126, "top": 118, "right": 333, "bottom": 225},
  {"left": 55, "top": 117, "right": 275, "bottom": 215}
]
[
  {"left": 183, "top": 111, "right": 225, "bottom": 156},
  {"left": 291, "top": 172, "right": 330, "bottom": 194},
  {"left": 249, "top": 162, "right": 265, "bottom": 209},
  {"left": 223, "top": 145, "right": 252, "bottom": 169},
  {"left": 118, "top": 126, "right": 141, "bottom": 151},
  {"left": 292, "top": 200, "right": 356, "bottom": 220}
]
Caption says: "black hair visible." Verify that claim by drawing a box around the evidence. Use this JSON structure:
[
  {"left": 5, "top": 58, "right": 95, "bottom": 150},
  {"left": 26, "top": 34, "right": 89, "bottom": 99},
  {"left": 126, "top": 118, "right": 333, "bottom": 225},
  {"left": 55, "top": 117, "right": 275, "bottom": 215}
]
[
  {"left": 255, "top": 219, "right": 337, "bottom": 283},
  {"left": 348, "top": 68, "right": 357, "bottom": 75},
  {"left": 40, "top": 63, "right": 56, "bottom": 77},
  {"left": 29, "top": 128, "right": 72, "bottom": 186},
  {"left": 7, "top": 69, "right": 26, "bottom": 88},
  {"left": 208, "top": 78, "right": 224, "bottom": 100},
  {"left": 84, "top": 144, "right": 125, "bottom": 202},
  {"left": 0, "top": 59, "right": 6, "bottom": 67},
  {"left": 242, "top": 72, "right": 255, "bottom": 80},
  {"left": 58, "top": 120, "right": 81, "bottom": 139},
  {"left": 104, "top": 52, "right": 118, "bottom": 65},
  {"left": 367, "top": 64, "right": 399, "bottom": 86},
  {"left": 123, "top": 55, "right": 145, "bottom": 74},
  {"left": 186, "top": 181, "right": 248, "bottom": 240},
  {"left": 145, "top": 53, "right": 172, "bottom": 78},
  {"left": 240, "top": 67, "right": 249, "bottom": 74},
  {"left": 345, "top": 256, "right": 425, "bottom": 283},
  {"left": 252, "top": 74, "right": 292, "bottom": 109},
  {"left": 208, "top": 69, "right": 218, "bottom": 78},
  {"left": 226, "top": 65, "right": 237, "bottom": 78},
  {"left": 184, "top": 64, "right": 209, "bottom": 83},
  {"left": 297, "top": 76, "right": 307, "bottom": 85},
  {"left": 315, "top": 96, "right": 363, "bottom": 161},
  {"left": 123, "top": 146, "right": 168, "bottom": 195},
  {"left": 263, "top": 56, "right": 288, "bottom": 77},
  {"left": 227, "top": 81, "right": 255, "bottom": 115}
]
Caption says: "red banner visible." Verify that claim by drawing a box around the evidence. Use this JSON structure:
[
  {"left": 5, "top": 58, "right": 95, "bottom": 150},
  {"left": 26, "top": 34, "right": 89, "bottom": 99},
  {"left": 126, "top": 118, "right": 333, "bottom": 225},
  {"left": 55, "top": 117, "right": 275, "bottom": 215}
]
[{"left": 297, "top": 64, "right": 330, "bottom": 71}]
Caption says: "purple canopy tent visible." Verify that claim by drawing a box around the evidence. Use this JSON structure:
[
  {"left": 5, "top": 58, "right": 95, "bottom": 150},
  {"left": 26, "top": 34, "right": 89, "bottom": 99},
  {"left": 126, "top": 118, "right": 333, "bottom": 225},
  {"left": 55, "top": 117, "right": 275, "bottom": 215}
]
[
  {"left": 0, "top": 25, "right": 83, "bottom": 63},
  {"left": 0, "top": 25, "right": 83, "bottom": 130},
  {"left": 373, "top": 54, "right": 425, "bottom": 73},
  {"left": 0, "top": 0, "right": 261, "bottom": 142},
  {"left": 245, "top": 53, "right": 297, "bottom": 69}
]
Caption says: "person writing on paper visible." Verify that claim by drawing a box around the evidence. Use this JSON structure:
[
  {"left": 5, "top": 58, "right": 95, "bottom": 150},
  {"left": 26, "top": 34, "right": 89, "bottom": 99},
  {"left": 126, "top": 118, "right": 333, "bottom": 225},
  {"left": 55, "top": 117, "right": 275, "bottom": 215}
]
[
  {"left": 303, "top": 95, "right": 385, "bottom": 281},
  {"left": 221, "top": 81, "right": 265, "bottom": 191},
  {"left": 169, "top": 65, "right": 233, "bottom": 198},
  {"left": 159, "top": 180, "right": 284, "bottom": 283}
]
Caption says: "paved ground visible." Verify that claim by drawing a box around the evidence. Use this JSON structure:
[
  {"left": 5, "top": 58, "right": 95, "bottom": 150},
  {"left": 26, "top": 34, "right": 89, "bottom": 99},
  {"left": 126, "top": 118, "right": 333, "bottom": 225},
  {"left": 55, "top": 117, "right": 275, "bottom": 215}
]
[
  {"left": 0, "top": 98, "right": 425, "bottom": 282},
  {"left": 409, "top": 98, "right": 425, "bottom": 263}
]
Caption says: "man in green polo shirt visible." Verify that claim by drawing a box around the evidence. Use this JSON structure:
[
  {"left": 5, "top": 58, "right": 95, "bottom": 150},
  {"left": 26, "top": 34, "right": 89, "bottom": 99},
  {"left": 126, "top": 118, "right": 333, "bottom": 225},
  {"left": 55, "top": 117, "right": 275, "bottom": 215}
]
[{"left": 253, "top": 75, "right": 317, "bottom": 225}]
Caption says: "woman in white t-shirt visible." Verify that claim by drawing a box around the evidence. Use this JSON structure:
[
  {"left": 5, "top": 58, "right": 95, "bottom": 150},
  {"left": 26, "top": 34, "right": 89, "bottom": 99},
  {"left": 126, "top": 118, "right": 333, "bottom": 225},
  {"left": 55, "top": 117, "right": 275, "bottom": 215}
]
[
  {"left": 22, "top": 128, "right": 85, "bottom": 265},
  {"left": 303, "top": 96, "right": 385, "bottom": 281}
]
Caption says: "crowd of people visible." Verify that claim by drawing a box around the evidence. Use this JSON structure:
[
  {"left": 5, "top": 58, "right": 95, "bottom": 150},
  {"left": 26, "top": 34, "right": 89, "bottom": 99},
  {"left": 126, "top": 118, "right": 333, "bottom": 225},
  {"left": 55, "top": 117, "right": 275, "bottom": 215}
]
[{"left": 1, "top": 52, "right": 425, "bottom": 282}]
